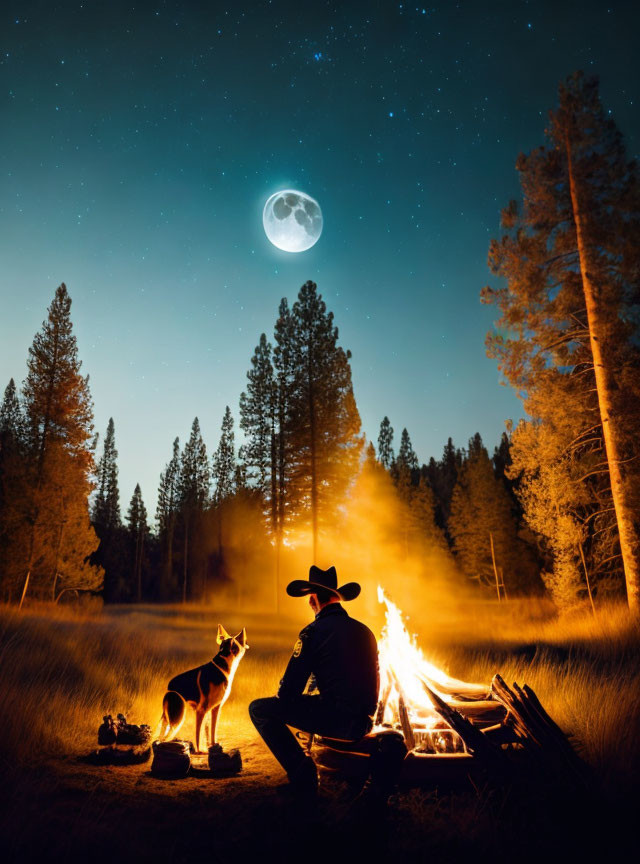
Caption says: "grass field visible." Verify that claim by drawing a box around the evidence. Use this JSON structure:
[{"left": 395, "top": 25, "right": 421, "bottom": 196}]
[{"left": 1, "top": 597, "right": 639, "bottom": 862}]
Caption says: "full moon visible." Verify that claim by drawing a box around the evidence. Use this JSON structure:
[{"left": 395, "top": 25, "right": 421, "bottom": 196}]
[{"left": 263, "top": 189, "right": 323, "bottom": 253}]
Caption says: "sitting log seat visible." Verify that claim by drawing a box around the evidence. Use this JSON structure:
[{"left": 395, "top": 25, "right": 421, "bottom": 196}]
[
  {"left": 314, "top": 728, "right": 408, "bottom": 791},
  {"left": 314, "top": 728, "right": 478, "bottom": 787},
  {"left": 315, "top": 727, "right": 405, "bottom": 757}
]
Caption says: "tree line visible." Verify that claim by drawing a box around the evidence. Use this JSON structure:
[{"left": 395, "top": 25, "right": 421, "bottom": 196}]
[
  {"left": 1, "top": 72, "right": 639, "bottom": 614},
  {"left": 0, "top": 279, "right": 363, "bottom": 604}
]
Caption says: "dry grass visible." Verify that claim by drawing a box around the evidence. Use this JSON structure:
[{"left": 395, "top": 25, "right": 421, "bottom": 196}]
[{"left": 0, "top": 598, "right": 638, "bottom": 861}]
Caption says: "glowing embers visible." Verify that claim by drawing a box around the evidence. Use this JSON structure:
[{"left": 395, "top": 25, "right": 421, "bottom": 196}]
[{"left": 375, "top": 587, "right": 497, "bottom": 754}]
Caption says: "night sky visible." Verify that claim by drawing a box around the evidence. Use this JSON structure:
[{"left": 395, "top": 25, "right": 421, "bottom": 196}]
[{"left": 1, "top": 1, "right": 638, "bottom": 516}]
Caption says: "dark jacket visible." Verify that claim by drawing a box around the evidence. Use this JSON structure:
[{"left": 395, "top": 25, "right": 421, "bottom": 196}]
[{"left": 278, "top": 603, "right": 379, "bottom": 720}]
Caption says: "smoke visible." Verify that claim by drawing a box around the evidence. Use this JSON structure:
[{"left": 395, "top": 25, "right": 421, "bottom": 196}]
[{"left": 205, "top": 457, "right": 469, "bottom": 639}]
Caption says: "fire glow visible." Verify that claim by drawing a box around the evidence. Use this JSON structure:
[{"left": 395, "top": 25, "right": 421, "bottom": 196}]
[{"left": 375, "top": 587, "right": 494, "bottom": 753}]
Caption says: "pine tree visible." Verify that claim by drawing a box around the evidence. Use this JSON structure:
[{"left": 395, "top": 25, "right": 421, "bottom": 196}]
[
  {"left": 377, "top": 417, "right": 395, "bottom": 470},
  {"left": 397, "top": 428, "right": 419, "bottom": 473},
  {"left": 0, "top": 379, "right": 25, "bottom": 445},
  {"left": 240, "top": 334, "right": 275, "bottom": 497},
  {"left": 492, "top": 431, "right": 514, "bottom": 497},
  {"left": 407, "top": 476, "right": 447, "bottom": 553},
  {"left": 273, "top": 298, "right": 296, "bottom": 546},
  {"left": 482, "top": 73, "right": 640, "bottom": 612},
  {"left": 127, "top": 484, "right": 148, "bottom": 602},
  {"left": 234, "top": 446, "right": 248, "bottom": 491},
  {"left": 156, "top": 437, "right": 180, "bottom": 600},
  {"left": 212, "top": 406, "right": 236, "bottom": 504},
  {"left": 19, "top": 284, "right": 102, "bottom": 605},
  {"left": 239, "top": 331, "right": 282, "bottom": 597},
  {"left": 364, "top": 440, "right": 377, "bottom": 467},
  {"left": 93, "top": 418, "right": 121, "bottom": 531},
  {"left": 91, "top": 417, "right": 125, "bottom": 601},
  {"left": 449, "top": 435, "right": 536, "bottom": 596},
  {"left": 287, "top": 281, "right": 363, "bottom": 560},
  {"left": 178, "top": 418, "right": 209, "bottom": 602},
  {"left": 0, "top": 379, "right": 28, "bottom": 600},
  {"left": 211, "top": 407, "right": 237, "bottom": 585},
  {"left": 397, "top": 428, "right": 418, "bottom": 473}
]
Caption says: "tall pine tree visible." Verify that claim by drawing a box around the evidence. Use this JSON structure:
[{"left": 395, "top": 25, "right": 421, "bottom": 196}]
[
  {"left": 287, "top": 281, "right": 363, "bottom": 560},
  {"left": 396, "top": 428, "right": 419, "bottom": 473},
  {"left": 0, "top": 379, "right": 28, "bottom": 600},
  {"left": 156, "top": 437, "right": 181, "bottom": 600},
  {"left": 20, "top": 284, "right": 102, "bottom": 605},
  {"left": 482, "top": 73, "right": 640, "bottom": 612},
  {"left": 178, "top": 418, "right": 209, "bottom": 602},
  {"left": 212, "top": 406, "right": 236, "bottom": 505},
  {"left": 91, "top": 417, "right": 125, "bottom": 601},
  {"left": 93, "top": 418, "right": 121, "bottom": 530},
  {"left": 377, "top": 416, "right": 395, "bottom": 469},
  {"left": 211, "top": 406, "right": 237, "bottom": 584},
  {"left": 273, "top": 298, "right": 296, "bottom": 548},
  {"left": 449, "top": 435, "right": 537, "bottom": 596},
  {"left": 127, "top": 483, "right": 148, "bottom": 603}
]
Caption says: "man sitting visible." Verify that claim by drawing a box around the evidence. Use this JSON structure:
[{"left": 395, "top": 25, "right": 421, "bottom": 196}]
[{"left": 249, "top": 565, "right": 405, "bottom": 805}]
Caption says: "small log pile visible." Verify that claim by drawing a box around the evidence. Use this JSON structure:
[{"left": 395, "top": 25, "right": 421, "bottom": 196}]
[{"left": 489, "top": 674, "right": 588, "bottom": 784}]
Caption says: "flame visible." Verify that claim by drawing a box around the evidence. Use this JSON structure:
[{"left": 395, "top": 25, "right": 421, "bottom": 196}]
[{"left": 375, "top": 586, "right": 488, "bottom": 746}]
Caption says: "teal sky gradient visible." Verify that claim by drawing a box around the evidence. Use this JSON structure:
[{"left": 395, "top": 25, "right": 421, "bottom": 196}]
[{"left": 1, "top": 1, "right": 638, "bottom": 518}]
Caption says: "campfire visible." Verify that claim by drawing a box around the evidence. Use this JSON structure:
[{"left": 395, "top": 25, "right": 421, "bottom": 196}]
[
  {"left": 374, "top": 587, "right": 503, "bottom": 754},
  {"left": 316, "top": 588, "right": 583, "bottom": 785}
]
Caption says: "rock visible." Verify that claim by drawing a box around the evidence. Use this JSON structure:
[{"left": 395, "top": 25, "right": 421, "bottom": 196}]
[{"left": 208, "top": 744, "right": 242, "bottom": 777}]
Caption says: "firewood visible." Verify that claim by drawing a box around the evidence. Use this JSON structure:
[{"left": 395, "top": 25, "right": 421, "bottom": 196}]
[
  {"left": 490, "top": 674, "right": 588, "bottom": 785},
  {"left": 481, "top": 723, "right": 520, "bottom": 745},
  {"left": 375, "top": 681, "right": 392, "bottom": 726},
  {"left": 418, "top": 672, "right": 489, "bottom": 701},
  {"left": 397, "top": 694, "right": 415, "bottom": 751},
  {"left": 446, "top": 699, "right": 507, "bottom": 724},
  {"left": 421, "top": 681, "right": 503, "bottom": 763},
  {"left": 389, "top": 670, "right": 416, "bottom": 750}
]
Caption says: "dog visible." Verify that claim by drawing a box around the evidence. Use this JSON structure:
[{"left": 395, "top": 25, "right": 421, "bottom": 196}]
[{"left": 158, "top": 625, "right": 249, "bottom": 753}]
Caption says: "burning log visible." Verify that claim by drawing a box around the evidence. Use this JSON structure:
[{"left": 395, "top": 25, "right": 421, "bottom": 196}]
[
  {"left": 421, "top": 681, "right": 503, "bottom": 762},
  {"left": 442, "top": 700, "right": 506, "bottom": 726},
  {"left": 390, "top": 670, "right": 416, "bottom": 751},
  {"left": 416, "top": 673, "right": 489, "bottom": 702},
  {"left": 375, "top": 681, "right": 392, "bottom": 726}
]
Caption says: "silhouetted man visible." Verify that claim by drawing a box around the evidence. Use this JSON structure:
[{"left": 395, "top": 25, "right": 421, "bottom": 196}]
[{"left": 249, "top": 565, "right": 405, "bottom": 805}]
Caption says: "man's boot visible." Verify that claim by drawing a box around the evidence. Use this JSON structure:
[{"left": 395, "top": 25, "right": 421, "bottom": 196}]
[
  {"left": 352, "top": 731, "right": 407, "bottom": 815},
  {"left": 278, "top": 754, "right": 318, "bottom": 806}
]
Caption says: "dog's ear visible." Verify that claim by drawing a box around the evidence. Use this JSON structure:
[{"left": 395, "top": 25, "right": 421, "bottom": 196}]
[
  {"left": 217, "top": 624, "right": 231, "bottom": 644},
  {"left": 235, "top": 627, "right": 247, "bottom": 648}
]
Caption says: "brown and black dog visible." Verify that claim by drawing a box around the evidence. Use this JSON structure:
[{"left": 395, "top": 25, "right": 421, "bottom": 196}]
[{"left": 158, "top": 625, "right": 249, "bottom": 753}]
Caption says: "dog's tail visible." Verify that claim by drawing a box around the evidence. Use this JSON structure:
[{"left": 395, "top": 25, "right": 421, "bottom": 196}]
[{"left": 158, "top": 690, "right": 186, "bottom": 741}]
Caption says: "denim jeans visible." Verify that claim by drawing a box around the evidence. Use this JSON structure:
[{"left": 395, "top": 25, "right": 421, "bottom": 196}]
[{"left": 249, "top": 695, "right": 371, "bottom": 777}]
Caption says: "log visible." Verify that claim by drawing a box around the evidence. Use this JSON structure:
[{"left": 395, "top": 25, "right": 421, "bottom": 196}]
[
  {"left": 447, "top": 700, "right": 507, "bottom": 725},
  {"left": 388, "top": 669, "right": 416, "bottom": 750},
  {"left": 421, "top": 681, "right": 503, "bottom": 763},
  {"left": 397, "top": 694, "right": 416, "bottom": 751},
  {"left": 481, "top": 723, "right": 521, "bottom": 745},
  {"left": 418, "top": 672, "right": 489, "bottom": 701},
  {"left": 490, "top": 674, "right": 587, "bottom": 784},
  {"left": 375, "top": 680, "right": 392, "bottom": 726}
]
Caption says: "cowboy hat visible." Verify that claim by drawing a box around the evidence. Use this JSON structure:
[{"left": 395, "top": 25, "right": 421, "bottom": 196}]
[{"left": 286, "top": 565, "right": 361, "bottom": 602}]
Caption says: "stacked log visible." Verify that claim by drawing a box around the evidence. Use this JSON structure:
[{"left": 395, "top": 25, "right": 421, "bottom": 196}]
[
  {"left": 420, "top": 681, "right": 504, "bottom": 763},
  {"left": 490, "top": 674, "right": 588, "bottom": 785}
]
